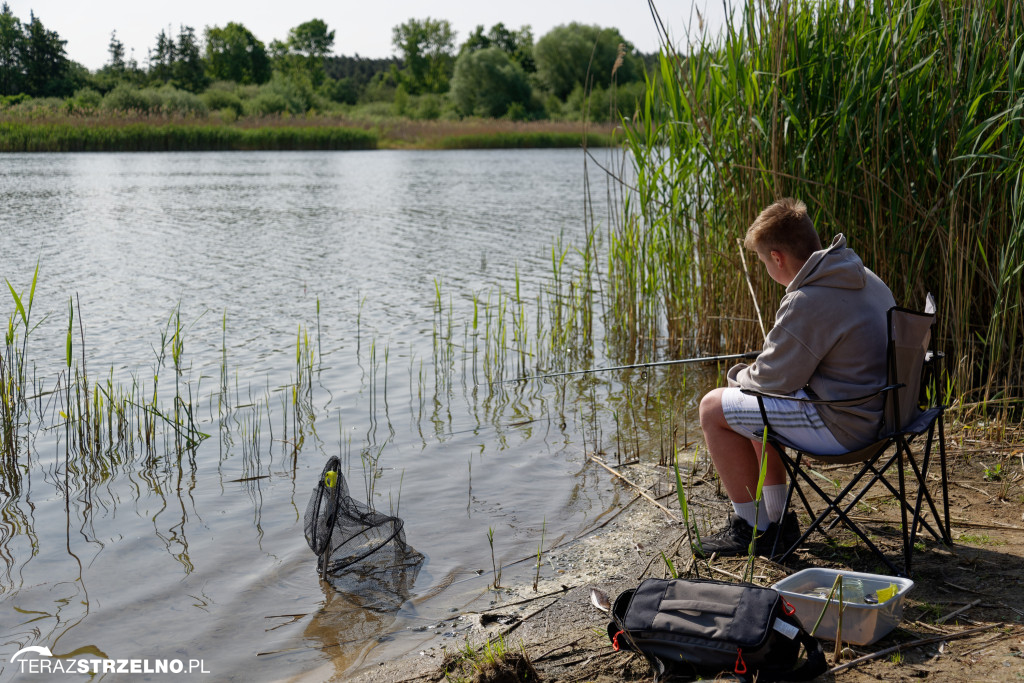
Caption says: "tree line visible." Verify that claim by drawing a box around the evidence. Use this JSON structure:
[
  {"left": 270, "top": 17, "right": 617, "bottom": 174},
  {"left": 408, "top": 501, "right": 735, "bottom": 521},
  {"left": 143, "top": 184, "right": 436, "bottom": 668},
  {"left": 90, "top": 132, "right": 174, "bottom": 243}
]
[{"left": 0, "top": 4, "right": 655, "bottom": 121}]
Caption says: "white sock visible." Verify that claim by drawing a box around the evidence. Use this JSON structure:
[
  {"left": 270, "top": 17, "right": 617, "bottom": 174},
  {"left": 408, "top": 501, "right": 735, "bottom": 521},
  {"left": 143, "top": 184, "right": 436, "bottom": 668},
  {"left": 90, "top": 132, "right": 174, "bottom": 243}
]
[
  {"left": 763, "top": 484, "right": 789, "bottom": 523},
  {"left": 732, "top": 500, "right": 769, "bottom": 528}
]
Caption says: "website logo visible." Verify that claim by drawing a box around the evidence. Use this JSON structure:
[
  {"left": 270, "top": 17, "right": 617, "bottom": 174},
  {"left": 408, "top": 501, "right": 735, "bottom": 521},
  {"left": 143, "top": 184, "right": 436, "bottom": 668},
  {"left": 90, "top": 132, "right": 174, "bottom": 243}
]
[
  {"left": 10, "top": 647, "right": 53, "bottom": 662},
  {"left": 9, "top": 646, "right": 211, "bottom": 676}
]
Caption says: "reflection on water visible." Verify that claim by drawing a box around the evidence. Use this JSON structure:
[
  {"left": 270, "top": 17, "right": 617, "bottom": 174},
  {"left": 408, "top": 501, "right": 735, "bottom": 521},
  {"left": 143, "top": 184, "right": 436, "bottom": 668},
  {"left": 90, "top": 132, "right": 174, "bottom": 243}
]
[
  {"left": 0, "top": 149, "right": 707, "bottom": 680},
  {"left": 299, "top": 589, "right": 400, "bottom": 677}
]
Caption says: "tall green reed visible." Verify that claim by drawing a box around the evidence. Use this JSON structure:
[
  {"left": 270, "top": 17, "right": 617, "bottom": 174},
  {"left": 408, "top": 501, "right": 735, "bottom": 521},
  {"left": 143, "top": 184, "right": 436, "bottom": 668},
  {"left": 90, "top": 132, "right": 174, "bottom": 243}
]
[
  {"left": 602, "top": 0, "right": 1024, "bottom": 419},
  {"left": 2, "top": 264, "right": 43, "bottom": 459}
]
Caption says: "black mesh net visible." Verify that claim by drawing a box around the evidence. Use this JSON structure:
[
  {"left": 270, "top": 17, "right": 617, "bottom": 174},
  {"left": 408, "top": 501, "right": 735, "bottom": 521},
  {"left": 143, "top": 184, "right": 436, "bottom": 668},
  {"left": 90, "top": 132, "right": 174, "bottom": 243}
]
[{"left": 304, "top": 457, "right": 423, "bottom": 608}]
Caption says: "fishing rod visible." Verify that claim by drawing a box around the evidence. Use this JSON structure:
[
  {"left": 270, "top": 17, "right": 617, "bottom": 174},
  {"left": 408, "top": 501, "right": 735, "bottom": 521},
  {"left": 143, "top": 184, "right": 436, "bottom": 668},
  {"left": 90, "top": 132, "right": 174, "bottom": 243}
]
[{"left": 498, "top": 351, "right": 760, "bottom": 384}]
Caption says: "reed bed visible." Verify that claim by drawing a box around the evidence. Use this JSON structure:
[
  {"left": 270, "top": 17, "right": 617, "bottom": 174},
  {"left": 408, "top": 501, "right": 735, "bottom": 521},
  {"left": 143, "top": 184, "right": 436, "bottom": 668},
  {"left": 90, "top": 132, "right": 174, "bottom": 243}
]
[
  {"left": 0, "top": 280, "right": 322, "bottom": 527},
  {"left": 366, "top": 117, "right": 617, "bottom": 148},
  {"left": 438, "top": 132, "right": 616, "bottom": 150},
  {"left": 429, "top": 242, "right": 597, "bottom": 393},
  {"left": 1, "top": 251, "right": 685, "bottom": 606},
  {"left": 594, "top": 0, "right": 1024, "bottom": 419},
  {"left": 0, "top": 120, "right": 378, "bottom": 152},
  {"left": 422, "top": 242, "right": 708, "bottom": 471},
  {"left": 0, "top": 110, "right": 621, "bottom": 151},
  {"left": 3, "top": 258, "right": 607, "bottom": 540}
]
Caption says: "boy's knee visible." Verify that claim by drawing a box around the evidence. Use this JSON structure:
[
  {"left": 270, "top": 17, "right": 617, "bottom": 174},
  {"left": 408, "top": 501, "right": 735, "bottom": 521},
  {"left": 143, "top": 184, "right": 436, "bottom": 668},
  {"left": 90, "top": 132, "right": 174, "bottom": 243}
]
[{"left": 699, "top": 388, "right": 726, "bottom": 425}]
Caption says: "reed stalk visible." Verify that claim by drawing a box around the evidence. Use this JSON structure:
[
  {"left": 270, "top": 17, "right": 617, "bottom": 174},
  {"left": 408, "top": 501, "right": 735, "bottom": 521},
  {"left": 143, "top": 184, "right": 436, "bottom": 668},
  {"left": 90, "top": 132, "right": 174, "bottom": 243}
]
[
  {"left": 2, "top": 265, "right": 39, "bottom": 457},
  {"left": 487, "top": 527, "right": 502, "bottom": 590},
  {"left": 533, "top": 517, "right": 546, "bottom": 592},
  {"left": 744, "top": 429, "right": 772, "bottom": 583},
  {"left": 674, "top": 446, "right": 702, "bottom": 559}
]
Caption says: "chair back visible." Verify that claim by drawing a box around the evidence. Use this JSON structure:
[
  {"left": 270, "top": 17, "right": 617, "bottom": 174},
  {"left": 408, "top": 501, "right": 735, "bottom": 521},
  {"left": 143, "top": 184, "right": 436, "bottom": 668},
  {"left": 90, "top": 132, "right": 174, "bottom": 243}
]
[{"left": 886, "top": 300, "right": 935, "bottom": 432}]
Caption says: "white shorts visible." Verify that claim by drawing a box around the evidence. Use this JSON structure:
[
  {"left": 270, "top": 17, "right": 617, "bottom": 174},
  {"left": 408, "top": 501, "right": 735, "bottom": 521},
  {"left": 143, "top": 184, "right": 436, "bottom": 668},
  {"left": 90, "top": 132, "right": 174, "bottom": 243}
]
[{"left": 721, "top": 387, "right": 846, "bottom": 455}]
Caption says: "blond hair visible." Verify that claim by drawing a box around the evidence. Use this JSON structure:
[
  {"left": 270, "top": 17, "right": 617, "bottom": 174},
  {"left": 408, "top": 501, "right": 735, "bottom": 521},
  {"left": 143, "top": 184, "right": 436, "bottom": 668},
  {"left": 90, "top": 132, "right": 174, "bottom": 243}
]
[{"left": 743, "top": 198, "right": 821, "bottom": 261}]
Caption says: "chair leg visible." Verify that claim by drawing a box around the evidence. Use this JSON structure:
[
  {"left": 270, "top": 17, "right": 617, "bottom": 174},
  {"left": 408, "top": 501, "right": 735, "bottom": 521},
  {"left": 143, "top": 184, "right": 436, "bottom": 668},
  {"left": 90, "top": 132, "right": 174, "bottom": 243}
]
[
  {"left": 938, "top": 414, "right": 952, "bottom": 544},
  {"left": 774, "top": 450, "right": 822, "bottom": 563},
  {"left": 777, "top": 449, "right": 814, "bottom": 516},
  {"left": 827, "top": 455, "right": 897, "bottom": 531},
  {"left": 907, "top": 431, "right": 947, "bottom": 553},
  {"left": 769, "top": 456, "right": 800, "bottom": 559},
  {"left": 778, "top": 458, "right": 904, "bottom": 576},
  {"left": 910, "top": 434, "right": 929, "bottom": 546},
  {"left": 830, "top": 443, "right": 946, "bottom": 547},
  {"left": 897, "top": 443, "right": 911, "bottom": 576},
  {"left": 873, "top": 447, "right": 947, "bottom": 544},
  {"left": 905, "top": 419, "right": 953, "bottom": 547}
]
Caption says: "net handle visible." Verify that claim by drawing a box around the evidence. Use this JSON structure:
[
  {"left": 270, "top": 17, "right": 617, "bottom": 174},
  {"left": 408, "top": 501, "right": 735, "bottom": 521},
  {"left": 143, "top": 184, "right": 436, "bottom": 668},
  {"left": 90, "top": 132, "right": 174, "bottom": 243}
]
[{"left": 319, "top": 458, "right": 342, "bottom": 581}]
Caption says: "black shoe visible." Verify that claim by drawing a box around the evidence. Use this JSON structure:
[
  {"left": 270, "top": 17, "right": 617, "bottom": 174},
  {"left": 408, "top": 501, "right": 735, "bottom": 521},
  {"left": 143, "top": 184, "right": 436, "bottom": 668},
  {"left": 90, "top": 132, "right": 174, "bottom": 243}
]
[
  {"left": 693, "top": 514, "right": 755, "bottom": 558},
  {"left": 759, "top": 511, "right": 802, "bottom": 557},
  {"left": 693, "top": 513, "right": 802, "bottom": 558},
  {"left": 780, "top": 511, "right": 801, "bottom": 547}
]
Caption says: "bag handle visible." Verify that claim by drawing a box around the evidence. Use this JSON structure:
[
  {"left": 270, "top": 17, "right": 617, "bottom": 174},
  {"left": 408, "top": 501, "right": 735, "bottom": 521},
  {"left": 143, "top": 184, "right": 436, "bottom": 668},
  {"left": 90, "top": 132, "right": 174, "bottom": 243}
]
[{"left": 660, "top": 599, "right": 737, "bottom": 615}]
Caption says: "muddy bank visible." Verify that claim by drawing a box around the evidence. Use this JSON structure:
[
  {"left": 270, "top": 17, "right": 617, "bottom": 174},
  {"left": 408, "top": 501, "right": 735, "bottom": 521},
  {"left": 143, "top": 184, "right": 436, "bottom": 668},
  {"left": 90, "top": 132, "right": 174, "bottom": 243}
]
[{"left": 335, "top": 441, "right": 1024, "bottom": 683}]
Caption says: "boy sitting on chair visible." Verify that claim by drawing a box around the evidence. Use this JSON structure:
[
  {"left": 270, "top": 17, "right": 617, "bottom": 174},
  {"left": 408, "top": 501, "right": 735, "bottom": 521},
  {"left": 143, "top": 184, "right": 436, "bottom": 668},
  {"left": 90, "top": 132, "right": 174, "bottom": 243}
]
[{"left": 696, "top": 198, "right": 895, "bottom": 557}]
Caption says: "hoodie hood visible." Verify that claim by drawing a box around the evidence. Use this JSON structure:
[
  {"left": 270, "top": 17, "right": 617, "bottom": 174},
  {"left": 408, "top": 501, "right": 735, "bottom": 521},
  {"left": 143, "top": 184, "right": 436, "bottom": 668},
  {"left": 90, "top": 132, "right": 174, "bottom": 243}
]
[{"left": 786, "top": 234, "right": 868, "bottom": 293}]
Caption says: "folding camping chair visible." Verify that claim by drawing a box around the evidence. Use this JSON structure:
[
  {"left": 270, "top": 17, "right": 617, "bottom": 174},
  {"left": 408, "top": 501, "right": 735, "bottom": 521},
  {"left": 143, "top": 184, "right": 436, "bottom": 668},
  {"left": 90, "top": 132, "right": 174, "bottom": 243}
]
[{"left": 744, "top": 295, "right": 952, "bottom": 576}]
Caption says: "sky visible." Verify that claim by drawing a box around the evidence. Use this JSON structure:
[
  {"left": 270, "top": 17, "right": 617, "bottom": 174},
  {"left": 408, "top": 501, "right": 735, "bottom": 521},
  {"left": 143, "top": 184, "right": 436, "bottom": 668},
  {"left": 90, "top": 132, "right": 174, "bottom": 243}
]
[{"left": 7, "top": 0, "right": 731, "bottom": 72}]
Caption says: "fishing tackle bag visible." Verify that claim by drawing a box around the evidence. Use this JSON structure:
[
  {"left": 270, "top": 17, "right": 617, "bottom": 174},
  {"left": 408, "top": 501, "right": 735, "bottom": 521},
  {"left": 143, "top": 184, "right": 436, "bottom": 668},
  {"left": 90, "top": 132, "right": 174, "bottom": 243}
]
[{"left": 607, "top": 578, "right": 826, "bottom": 682}]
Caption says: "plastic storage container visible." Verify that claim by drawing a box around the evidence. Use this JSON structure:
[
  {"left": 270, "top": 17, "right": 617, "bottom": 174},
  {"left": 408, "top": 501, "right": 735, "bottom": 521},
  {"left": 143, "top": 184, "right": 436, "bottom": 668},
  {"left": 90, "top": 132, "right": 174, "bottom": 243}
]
[{"left": 772, "top": 568, "right": 914, "bottom": 645}]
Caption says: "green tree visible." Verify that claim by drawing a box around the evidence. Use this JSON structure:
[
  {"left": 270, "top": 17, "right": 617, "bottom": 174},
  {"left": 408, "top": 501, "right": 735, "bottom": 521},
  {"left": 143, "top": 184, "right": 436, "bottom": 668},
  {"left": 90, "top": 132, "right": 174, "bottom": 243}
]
[
  {"left": 205, "top": 22, "right": 270, "bottom": 84},
  {"left": 21, "top": 11, "right": 70, "bottom": 96},
  {"left": 91, "top": 28, "right": 145, "bottom": 90},
  {"left": 107, "top": 30, "right": 126, "bottom": 72},
  {"left": 287, "top": 19, "right": 334, "bottom": 60},
  {"left": 149, "top": 26, "right": 206, "bottom": 92},
  {"left": 533, "top": 23, "right": 638, "bottom": 100},
  {"left": 450, "top": 46, "right": 531, "bottom": 118},
  {"left": 323, "top": 54, "right": 398, "bottom": 102},
  {"left": 460, "top": 25, "right": 489, "bottom": 54},
  {"left": 271, "top": 18, "right": 334, "bottom": 87},
  {"left": 172, "top": 25, "right": 206, "bottom": 92},
  {"left": 460, "top": 22, "right": 535, "bottom": 73},
  {"left": 0, "top": 3, "right": 25, "bottom": 96},
  {"left": 148, "top": 28, "right": 174, "bottom": 83},
  {"left": 95, "top": 28, "right": 144, "bottom": 88},
  {"left": 391, "top": 17, "right": 455, "bottom": 94}
]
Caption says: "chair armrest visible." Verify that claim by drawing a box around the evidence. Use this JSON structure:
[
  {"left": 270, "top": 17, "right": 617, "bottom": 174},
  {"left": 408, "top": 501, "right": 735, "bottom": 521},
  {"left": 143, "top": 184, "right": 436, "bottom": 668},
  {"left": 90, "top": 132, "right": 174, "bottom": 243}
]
[{"left": 739, "top": 383, "right": 903, "bottom": 407}]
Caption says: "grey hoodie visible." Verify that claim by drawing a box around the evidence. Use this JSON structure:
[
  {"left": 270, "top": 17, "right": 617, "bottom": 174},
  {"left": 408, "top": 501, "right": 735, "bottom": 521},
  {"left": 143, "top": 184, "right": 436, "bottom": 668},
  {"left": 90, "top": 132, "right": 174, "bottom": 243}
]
[{"left": 728, "top": 234, "right": 896, "bottom": 449}]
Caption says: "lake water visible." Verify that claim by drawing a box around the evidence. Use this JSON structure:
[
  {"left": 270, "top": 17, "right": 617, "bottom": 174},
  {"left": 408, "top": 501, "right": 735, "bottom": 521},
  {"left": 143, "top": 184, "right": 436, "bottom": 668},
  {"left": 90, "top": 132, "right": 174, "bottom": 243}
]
[{"left": 0, "top": 149, "right": 706, "bottom": 681}]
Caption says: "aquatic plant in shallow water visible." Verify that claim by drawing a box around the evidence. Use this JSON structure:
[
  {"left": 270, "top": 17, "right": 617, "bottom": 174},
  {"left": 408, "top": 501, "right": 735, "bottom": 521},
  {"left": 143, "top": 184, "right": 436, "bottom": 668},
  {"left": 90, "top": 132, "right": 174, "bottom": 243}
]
[{"left": 2, "top": 264, "right": 39, "bottom": 458}]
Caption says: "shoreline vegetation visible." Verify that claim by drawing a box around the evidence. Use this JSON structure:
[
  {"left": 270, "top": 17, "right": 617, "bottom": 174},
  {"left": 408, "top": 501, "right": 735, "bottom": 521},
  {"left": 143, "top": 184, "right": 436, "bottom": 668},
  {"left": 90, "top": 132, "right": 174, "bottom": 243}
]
[
  {"left": 0, "top": 115, "right": 619, "bottom": 152},
  {"left": 0, "top": 8, "right": 648, "bottom": 154}
]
